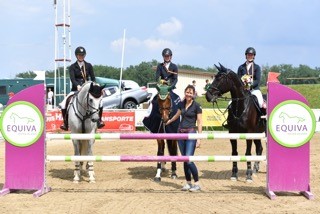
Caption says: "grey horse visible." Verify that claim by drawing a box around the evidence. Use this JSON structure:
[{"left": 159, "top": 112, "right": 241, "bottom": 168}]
[{"left": 67, "top": 81, "right": 104, "bottom": 183}]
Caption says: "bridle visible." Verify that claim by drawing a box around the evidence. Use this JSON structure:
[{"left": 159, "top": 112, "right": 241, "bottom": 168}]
[
  {"left": 208, "top": 69, "right": 251, "bottom": 122},
  {"left": 157, "top": 93, "right": 173, "bottom": 133},
  {"left": 71, "top": 88, "right": 101, "bottom": 133},
  {"left": 207, "top": 71, "right": 231, "bottom": 103}
]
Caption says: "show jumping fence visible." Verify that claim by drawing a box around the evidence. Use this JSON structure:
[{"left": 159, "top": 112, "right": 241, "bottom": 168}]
[
  {"left": 46, "top": 132, "right": 267, "bottom": 163},
  {"left": 46, "top": 133, "right": 266, "bottom": 141},
  {"left": 46, "top": 155, "right": 267, "bottom": 162},
  {"left": 0, "top": 83, "right": 315, "bottom": 199}
]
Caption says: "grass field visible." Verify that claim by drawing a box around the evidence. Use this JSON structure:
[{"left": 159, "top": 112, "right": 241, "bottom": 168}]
[{"left": 198, "top": 84, "right": 320, "bottom": 109}]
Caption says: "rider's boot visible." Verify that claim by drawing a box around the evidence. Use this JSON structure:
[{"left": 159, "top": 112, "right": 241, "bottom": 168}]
[
  {"left": 60, "top": 109, "right": 68, "bottom": 131},
  {"left": 97, "top": 107, "right": 105, "bottom": 129}
]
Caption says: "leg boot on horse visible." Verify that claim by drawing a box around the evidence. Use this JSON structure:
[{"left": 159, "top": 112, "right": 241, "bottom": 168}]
[
  {"left": 167, "top": 139, "right": 178, "bottom": 179},
  {"left": 253, "top": 139, "right": 263, "bottom": 173},
  {"left": 245, "top": 139, "right": 254, "bottom": 182},
  {"left": 230, "top": 139, "right": 238, "bottom": 181},
  {"left": 154, "top": 139, "right": 165, "bottom": 182}
]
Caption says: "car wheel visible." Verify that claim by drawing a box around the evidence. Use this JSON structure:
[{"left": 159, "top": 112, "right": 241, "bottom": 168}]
[{"left": 123, "top": 101, "right": 137, "bottom": 109}]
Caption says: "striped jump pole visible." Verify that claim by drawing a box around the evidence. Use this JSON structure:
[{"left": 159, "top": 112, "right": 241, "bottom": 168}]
[
  {"left": 47, "top": 155, "right": 266, "bottom": 162},
  {"left": 46, "top": 133, "right": 266, "bottom": 141}
]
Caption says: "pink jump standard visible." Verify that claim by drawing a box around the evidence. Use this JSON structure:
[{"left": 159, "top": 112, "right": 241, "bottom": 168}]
[
  {"left": 0, "top": 84, "right": 50, "bottom": 197},
  {"left": 267, "top": 82, "right": 315, "bottom": 199}
]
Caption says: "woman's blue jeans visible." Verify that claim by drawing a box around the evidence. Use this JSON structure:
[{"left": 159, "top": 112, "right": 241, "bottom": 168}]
[{"left": 178, "top": 131, "right": 199, "bottom": 182}]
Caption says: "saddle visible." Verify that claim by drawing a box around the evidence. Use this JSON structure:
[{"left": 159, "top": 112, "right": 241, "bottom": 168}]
[
  {"left": 66, "top": 94, "right": 75, "bottom": 111},
  {"left": 251, "top": 94, "right": 267, "bottom": 116}
]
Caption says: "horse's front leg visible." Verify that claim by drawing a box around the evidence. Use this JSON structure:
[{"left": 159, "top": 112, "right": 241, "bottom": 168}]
[
  {"left": 73, "top": 140, "right": 81, "bottom": 183},
  {"left": 86, "top": 139, "right": 96, "bottom": 183},
  {"left": 253, "top": 139, "right": 263, "bottom": 173},
  {"left": 167, "top": 140, "right": 178, "bottom": 179},
  {"left": 245, "top": 139, "right": 253, "bottom": 182},
  {"left": 230, "top": 139, "right": 238, "bottom": 181},
  {"left": 154, "top": 140, "right": 165, "bottom": 182}
]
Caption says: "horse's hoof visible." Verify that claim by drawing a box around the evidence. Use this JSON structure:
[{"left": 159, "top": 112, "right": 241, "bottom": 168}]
[
  {"left": 230, "top": 177, "right": 238, "bottom": 181},
  {"left": 230, "top": 172, "right": 238, "bottom": 181},
  {"left": 253, "top": 162, "right": 260, "bottom": 173},
  {"left": 171, "top": 174, "right": 178, "bottom": 179},
  {"left": 89, "top": 180, "right": 96, "bottom": 183},
  {"left": 246, "top": 172, "right": 253, "bottom": 182},
  {"left": 246, "top": 178, "right": 253, "bottom": 183},
  {"left": 154, "top": 177, "right": 161, "bottom": 182},
  {"left": 73, "top": 180, "right": 79, "bottom": 184}
]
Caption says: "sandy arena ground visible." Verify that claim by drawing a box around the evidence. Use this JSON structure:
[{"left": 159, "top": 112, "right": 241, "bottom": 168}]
[{"left": 1, "top": 133, "right": 320, "bottom": 214}]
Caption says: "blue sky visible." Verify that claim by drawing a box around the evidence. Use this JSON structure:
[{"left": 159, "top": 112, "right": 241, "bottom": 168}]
[{"left": 1, "top": 0, "right": 319, "bottom": 78}]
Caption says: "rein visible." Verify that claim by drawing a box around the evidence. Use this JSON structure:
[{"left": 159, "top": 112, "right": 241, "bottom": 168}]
[
  {"left": 71, "top": 90, "right": 100, "bottom": 133},
  {"left": 209, "top": 69, "right": 252, "bottom": 124},
  {"left": 157, "top": 93, "right": 173, "bottom": 133}
]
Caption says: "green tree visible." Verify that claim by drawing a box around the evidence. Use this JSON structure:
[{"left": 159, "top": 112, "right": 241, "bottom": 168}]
[
  {"left": 93, "top": 65, "right": 121, "bottom": 79},
  {"left": 15, "top": 71, "right": 37, "bottom": 78},
  {"left": 15, "top": 62, "right": 320, "bottom": 86},
  {"left": 123, "top": 62, "right": 155, "bottom": 86}
]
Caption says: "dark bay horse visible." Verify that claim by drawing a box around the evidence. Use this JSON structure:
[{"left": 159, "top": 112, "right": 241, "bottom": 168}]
[
  {"left": 68, "top": 81, "right": 105, "bottom": 183},
  {"left": 143, "top": 84, "right": 180, "bottom": 182},
  {"left": 205, "top": 64, "right": 266, "bottom": 182}
]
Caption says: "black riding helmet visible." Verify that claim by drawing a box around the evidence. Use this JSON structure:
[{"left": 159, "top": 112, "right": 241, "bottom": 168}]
[
  {"left": 245, "top": 47, "right": 256, "bottom": 55},
  {"left": 162, "top": 48, "right": 173, "bottom": 57},
  {"left": 75, "top": 46, "right": 86, "bottom": 56}
]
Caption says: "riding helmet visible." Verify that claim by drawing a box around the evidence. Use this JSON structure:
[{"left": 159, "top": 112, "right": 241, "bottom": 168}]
[
  {"left": 245, "top": 47, "right": 256, "bottom": 55},
  {"left": 162, "top": 48, "right": 173, "bottom": 57},
  {"left": 75, "top": 46, "right": 86, "bottom": 56}
]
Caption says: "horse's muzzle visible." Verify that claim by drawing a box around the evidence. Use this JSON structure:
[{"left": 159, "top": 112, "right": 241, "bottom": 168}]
[{"left": 205, "top": 92, "right": 213, "bottom": 102}]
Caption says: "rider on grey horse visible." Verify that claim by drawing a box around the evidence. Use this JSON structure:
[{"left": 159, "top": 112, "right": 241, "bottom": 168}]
[{"left": 59, "top": 46, "right": 105, "bottom": 131}]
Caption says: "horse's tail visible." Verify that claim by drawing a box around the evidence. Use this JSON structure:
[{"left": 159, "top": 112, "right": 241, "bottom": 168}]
[{"left": 79, "top": 140, "right": 89, "bottom": 156}]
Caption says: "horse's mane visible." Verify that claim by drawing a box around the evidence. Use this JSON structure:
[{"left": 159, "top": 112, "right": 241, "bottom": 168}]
[{"left": 216, "top": 66, "right": 244, "bottom": 89}]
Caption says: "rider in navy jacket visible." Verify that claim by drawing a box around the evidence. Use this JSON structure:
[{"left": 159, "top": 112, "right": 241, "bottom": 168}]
[
  {"left": 237, "top": 47, "right": 264, "bottom": 108},
  {"left": 69, "top": 59, "right": 95, "bottom": 91},
  {"left": 59, "top": 46, "right": 104, "bottom": 131},
  {"left": 237, "top": 61, "right": 261, "bottom": 90},
  {"left": 143, "top": 48, "right": 180, "bottom": 133},
  {"left": 156, "top": 48, "right": 178, "bottom": 90}
]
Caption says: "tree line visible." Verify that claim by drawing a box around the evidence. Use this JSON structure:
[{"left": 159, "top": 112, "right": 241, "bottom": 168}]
[{"left": 16, "top": 60, "right": 320, "bottom": 86}]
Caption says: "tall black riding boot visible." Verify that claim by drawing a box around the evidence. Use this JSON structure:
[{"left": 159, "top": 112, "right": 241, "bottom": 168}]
[
  {"left": 97, "top": 107, "right": 105, "bottom": 129},
  {"left": 60, "top": 109, "right": 68, "bottom": 131}
]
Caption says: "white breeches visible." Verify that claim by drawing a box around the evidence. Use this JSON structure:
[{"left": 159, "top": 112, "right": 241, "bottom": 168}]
[
  {"left": 251, "top": 89, "right": 263, "bottom": 108},
  {"left": 228, "top": 89, "right": 264, "bottom": 108}
]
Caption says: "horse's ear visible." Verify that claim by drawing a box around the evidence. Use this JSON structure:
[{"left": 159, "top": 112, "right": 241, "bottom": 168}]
[
  {"left": 219, "top": 63, "right": 227, "bottom": 72},
  {"left": 100, "top": 84, "right": 106, "bottom": 91},
  {"left": 214, "top": 64, "right": 221, "bottom": 71}
]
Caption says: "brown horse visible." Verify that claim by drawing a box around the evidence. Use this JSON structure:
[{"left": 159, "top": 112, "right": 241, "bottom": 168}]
[
  {"left": 153, "top": 84, "right": 179, "bottom": 182},
  {"left": 205, "top": 64, "right": 266, "bottom": 182}
]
